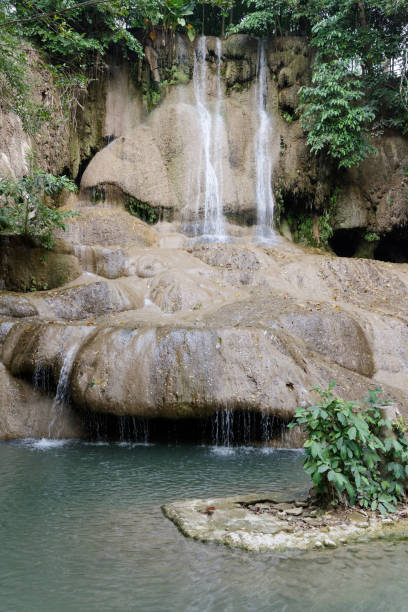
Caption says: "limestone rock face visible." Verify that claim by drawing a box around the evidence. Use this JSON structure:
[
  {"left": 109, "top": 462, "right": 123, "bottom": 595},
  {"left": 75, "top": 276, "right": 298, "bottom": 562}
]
[
  {"left": 0, "top": 46, "right": 70, "bottom": 179},
  {"left": 0, "top": 363, "right": 85, "bottom": 440},
  {"left": 2, "top": 231, "right": 408, "bottom": 426},
  {"left": 335, "top": 132, "right": 408, "bottom": 234},
  {"left": 0, "top": 235, "right": 82, "bottom": 292},
  {"left": 79, "top": 35, "right": 314, "bottom": 224}
]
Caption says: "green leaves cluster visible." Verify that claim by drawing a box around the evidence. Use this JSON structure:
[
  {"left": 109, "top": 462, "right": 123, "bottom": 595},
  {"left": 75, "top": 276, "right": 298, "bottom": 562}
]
[
  {"left": 299, "top": 60, "right": 376, "bottom": 168},
  {"left": 289, "top": 384, "right": 408, "bottom": 515},
  {"left": 0, "top": 169, "right": 78, "bottom": 248},
  {"left": 232, "top": 0, "right": 408, "bottom": 168}
]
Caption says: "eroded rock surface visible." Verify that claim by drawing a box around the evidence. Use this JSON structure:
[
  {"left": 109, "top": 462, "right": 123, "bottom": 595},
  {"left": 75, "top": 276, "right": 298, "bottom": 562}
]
[
  {"left": 163, "top": 493, "right": 408, "bottom": 552},
  {"left": 2, "top": 210, "right": 408, "bottom": 431},
  {"left": 0, "top": 363, "right": 85, "bottom": 439}
]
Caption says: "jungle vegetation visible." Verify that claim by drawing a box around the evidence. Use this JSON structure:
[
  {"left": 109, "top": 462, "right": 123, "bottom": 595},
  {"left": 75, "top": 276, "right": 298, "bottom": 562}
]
[{"left": 0, "top": 0, "right": 407, "bottom": 168}]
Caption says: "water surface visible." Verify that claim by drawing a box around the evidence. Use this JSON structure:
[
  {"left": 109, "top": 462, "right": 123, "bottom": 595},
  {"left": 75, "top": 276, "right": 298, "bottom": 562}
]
[{"left": 0, "top": 441, "right": 407, "bottom": 611}]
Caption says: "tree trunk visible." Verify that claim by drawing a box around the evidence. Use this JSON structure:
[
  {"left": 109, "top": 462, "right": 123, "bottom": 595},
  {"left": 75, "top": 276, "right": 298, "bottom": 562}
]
[
  {"left": 144, "top": 45, "right": 161, "bottom": 83},
  {"left": 357, "top": 1, "right": 367, "bottom": 30}
]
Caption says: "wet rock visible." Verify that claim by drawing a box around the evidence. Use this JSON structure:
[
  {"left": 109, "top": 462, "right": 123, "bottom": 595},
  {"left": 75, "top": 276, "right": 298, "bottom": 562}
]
[
  {"left": 163, "top": 493, "right": 408, "bottom": 552},
  {"left": 150, "top": 271, "right": 217, "bottom": 313},
  {"left": 0, "top": 363, "right": 85, "bottom": 439},
  {"left": 0, "top": 294, "right": 38, "bottom": 318},
  {"left": 136, "top": 255, "right": 167, "bottom": 278},
  {"left": 279, "top": 309, "right": 374, "bottom": 377},
  {"left": 192, "top": 244, "right": 261, "bottom": 272},
  {"left": 286, "top": 507, "right": 303, "bottom": 516},
  {"left": 32, "top": 280, "right": 144, "bottom": 320}
]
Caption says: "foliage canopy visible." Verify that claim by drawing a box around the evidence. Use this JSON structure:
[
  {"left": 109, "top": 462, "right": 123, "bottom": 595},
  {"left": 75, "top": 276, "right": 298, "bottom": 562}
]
[{"left": 0, "top": 0, "right": 407, "bottom": 167}]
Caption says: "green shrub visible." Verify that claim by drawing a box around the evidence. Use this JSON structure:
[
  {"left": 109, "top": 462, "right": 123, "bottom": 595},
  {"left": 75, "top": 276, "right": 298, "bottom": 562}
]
[
  {"left": 127, "top": 197, "right": 159, "bottom": 224},
  {"left": 364, "top": 232, "right": 380, "bottom": 243},
  {"left": 0, "top": 169, "right": 78, "bottom": 249},
  {"left": 289, "top": 383, "right": 408, "bottom": 515}
]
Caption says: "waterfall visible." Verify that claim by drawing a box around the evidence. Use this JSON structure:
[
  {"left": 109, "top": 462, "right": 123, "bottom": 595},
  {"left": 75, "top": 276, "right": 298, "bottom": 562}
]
[
  {"left": 254, "top": 39, "right": 275, "bottom": 243},
  {"left": 212, "top": 409, "right": 235, "bottom": 446},
  {"left": 191, "top": 36, "right": 226, "bottom": 241},
  {"left": 48, "top": 345, "right": 78, "bottom": 438}
]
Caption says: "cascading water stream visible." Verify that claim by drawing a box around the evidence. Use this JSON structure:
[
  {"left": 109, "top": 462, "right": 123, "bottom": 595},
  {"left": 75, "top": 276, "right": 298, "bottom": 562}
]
[
  {"left": 254, "top": 39, "right": 275, "bottom": 243},
  {"left": 47, "top": 345, "right": 79, "bottom": 438},
  {"left": 191, "top": 36, "right": 226, "bottom": 241}
]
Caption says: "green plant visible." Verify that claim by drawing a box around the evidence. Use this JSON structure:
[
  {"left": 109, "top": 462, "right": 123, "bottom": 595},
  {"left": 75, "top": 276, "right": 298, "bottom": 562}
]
[
  {"left": 364, "top": 232, "right": 380, "bottom": 242},
  {"left": 299, "top": 60, "right": 376, "bottom": 168},
  {"left": 127, "top": 197, "right": 159, "bottom": 224},
  {"left": 289, "top": 384, "right": 408, "bottom": 515},
  {"left": 317, "top": 212, "right": 333, "bottom": 247},
  {"left": 29, "top": 276, "right": 48, "bottom": 292},
  {"left": 274, "top": 181, "right": 284, "bottom": 227},
  {"left": 0, "top": 169, "right": 78, "bottom": 248},
  {"left": 282, "top": 111, "right": 294, "bottom": 124}
]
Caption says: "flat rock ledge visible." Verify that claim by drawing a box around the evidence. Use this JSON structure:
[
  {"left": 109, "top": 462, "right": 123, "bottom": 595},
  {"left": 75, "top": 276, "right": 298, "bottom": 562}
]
[{"left": 162, "top": 494, "right": 408, "bottom": 552}]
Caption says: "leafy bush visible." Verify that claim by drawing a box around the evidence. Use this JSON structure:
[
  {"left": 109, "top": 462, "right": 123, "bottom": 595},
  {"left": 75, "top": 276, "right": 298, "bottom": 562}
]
[
  {"left": 289, "top": 384, "right": 408, "bottom": 515},
  {"left": 364, "top": 232, "right": 380, "bottom": 243},
  {"left": 0, "top": 169, "right": 78, "bottom": 248},
  {"left": 299, "top": 60, "right": 376, "bottom": 168},
  {"left": 127, "top": 197, "right": 159, "bottom": 224}
]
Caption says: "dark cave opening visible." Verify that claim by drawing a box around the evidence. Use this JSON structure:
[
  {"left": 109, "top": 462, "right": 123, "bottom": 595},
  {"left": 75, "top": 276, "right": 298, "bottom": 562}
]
[
  {"left": 329, "top": 227, "right": 408, "bottom": 263},
  {"left": 374, "top": 228, "right": 408, "bottom": 263},
  {"left": 329, "top": 228, "right": 363, "bottom": 258},
  {"left": 82, "top": 410, "right": 292, "bottom": 446}
]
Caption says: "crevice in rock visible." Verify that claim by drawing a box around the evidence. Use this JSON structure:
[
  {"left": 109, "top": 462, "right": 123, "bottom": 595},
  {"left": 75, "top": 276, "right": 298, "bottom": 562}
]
[{"left": 75, "top": 146, "right": 100, "bottom": 188}]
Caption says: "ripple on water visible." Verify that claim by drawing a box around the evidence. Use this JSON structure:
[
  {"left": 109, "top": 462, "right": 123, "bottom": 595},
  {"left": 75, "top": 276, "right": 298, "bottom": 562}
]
[{"left": 0, "top": 441, "right": 407, "bottom": 612}]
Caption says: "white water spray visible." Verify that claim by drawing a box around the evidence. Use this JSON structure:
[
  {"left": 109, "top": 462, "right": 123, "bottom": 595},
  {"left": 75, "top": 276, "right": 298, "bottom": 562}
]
[
  {"left": 191, "top": 36, "right": 226, "bottom": 240},
  {"left": 254, "top": 39, "right": 275, "bottom": 243}
]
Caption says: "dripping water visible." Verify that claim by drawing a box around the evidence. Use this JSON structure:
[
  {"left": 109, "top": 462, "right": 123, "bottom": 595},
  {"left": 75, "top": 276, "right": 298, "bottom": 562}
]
[
  {"left": 254, "top": 39, "right": 275, "bottom": 244},
  {"left": 190, "top": 36, "right": 227, "bottom": 241},
  {"left": 84, "top": 410, "right": 297, "bottom": 446}
]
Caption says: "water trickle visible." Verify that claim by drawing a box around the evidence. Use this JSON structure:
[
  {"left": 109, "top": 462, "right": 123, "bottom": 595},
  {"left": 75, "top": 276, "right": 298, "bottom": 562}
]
[
  {"left": 212, "top": 409, "right": 234, "bottom": 446},
  {"left": 48, "top": 345, "right": 78, "bottom": 438},
  {"left": 190, "top": 36, "right": 227, "bottom": 241},
  {"left": 254, "top": 39, "right": 275, "bottom": 243}
]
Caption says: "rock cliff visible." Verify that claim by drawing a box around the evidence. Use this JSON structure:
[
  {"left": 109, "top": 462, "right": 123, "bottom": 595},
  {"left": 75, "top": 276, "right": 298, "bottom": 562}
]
[{"left": 1, "top": 35, "right": 408, "bottom": 439}]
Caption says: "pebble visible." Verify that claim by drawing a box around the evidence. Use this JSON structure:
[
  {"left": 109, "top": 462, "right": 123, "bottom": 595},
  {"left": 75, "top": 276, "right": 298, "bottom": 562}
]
[
  {"left": 323, "top": 538, "right": 337, "bottom": 549},
  {"left": 314, "top": 541, "right": 323, "bottom": 549},
  {"left": 286, "top": 507, "right": 303, "bottom": 516}
]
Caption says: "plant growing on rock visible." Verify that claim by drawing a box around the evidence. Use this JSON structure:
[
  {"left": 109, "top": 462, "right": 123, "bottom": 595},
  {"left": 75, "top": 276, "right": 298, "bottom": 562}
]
[
  {"left": 0, "top": 169, "right": 78, "bottom": 248},
  {"left": 289, "top": 383, "right": 408, "bottom": 515}
]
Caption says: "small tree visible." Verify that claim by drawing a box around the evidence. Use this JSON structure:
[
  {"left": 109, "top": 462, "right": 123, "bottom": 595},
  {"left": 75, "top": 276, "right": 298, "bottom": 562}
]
[
  {"left": 289, "top": 384, "right": 408, "bottom": 515},
  {"left": 0, "top": 169, "right": 78, "bottom": 249}
]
